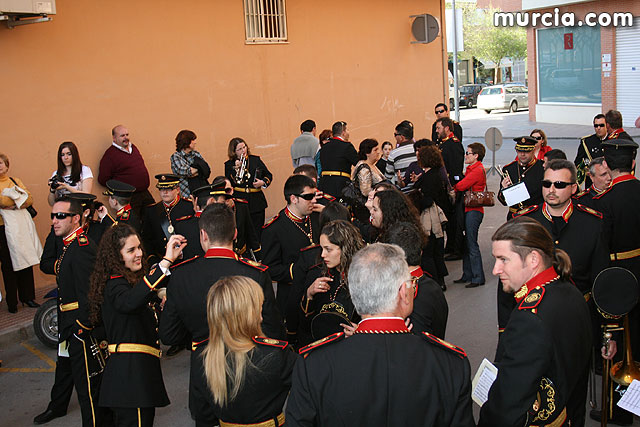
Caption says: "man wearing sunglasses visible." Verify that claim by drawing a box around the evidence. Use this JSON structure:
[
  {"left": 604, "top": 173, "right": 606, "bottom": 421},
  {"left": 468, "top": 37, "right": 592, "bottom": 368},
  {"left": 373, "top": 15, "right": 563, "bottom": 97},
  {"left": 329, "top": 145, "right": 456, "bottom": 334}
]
[
  {"left": 574, "top": 114, "right": 607, "bottom": 188},
  {"left": 262, "top": 174, "right": 320, "bottom": 321},
  {"left": 34, "top": 196, "right": 107, "bottom": 426},
  {"left": 430, "top": 103, "right": 462, "bottom": 146}
]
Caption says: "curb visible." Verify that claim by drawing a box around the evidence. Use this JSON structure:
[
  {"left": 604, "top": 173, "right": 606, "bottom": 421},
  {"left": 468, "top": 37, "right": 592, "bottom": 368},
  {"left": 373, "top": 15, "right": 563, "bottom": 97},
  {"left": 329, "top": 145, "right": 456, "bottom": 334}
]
[{"left": 0, "top": 320, "right": 35, "bottom": 348}]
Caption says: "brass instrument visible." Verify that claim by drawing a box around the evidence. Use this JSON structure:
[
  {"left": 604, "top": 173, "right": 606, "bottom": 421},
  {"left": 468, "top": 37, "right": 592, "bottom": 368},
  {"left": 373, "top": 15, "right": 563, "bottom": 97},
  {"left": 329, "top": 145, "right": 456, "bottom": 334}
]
[
  {"left": 235, "top": 154, "right": 250, "bottom": 185},
  {"left": 592, "top": 267, "right": 639, "bottom": 426},
  {"left": 88, "top": 334, "right": 110, "bottom": 378},
  {"left": 576, "top": 159, "right": 589, "bottom": 186}
]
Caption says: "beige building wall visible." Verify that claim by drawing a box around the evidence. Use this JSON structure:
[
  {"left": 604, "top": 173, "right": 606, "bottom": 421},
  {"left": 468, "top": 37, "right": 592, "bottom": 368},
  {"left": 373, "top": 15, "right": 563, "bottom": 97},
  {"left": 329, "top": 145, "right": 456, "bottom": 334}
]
[{"left": 0, "top": 0, "right": 447, "bottom": 287}]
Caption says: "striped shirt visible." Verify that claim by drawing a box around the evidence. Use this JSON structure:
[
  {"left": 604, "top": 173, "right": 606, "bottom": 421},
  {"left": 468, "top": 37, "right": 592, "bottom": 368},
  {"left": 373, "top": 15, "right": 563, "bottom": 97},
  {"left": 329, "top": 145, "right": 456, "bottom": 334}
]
[{"left": 388, "top": 143, "right": 416, "bottom": 177}]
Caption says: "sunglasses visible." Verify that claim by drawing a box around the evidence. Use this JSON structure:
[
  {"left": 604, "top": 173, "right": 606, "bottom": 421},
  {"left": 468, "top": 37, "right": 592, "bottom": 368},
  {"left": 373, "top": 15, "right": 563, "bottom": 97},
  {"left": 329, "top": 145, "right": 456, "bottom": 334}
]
[
  {"left": 541, "top": 180, "right": 575, "bottom": 189},
  {"left": 296, "top": 193, "right": 316, "bottom": 201},
  {"left": 594, "top": 123, "right": 606, "bottom": 128},
  {"left": 465, "top": 151, "right": 475, "bottom": 156},
  {"left": 51, "top": 212, "right": 76, "bottom": 220},
  {"left": 532, "top": 136, "right": 544, "bottom": 141},
  {"left": 435, "top": 109, "right": 446, "bottom": 114}
]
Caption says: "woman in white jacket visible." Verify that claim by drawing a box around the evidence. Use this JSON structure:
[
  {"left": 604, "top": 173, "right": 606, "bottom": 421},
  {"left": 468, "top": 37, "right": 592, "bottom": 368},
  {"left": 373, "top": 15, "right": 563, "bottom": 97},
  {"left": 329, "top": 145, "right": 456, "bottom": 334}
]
[{"left": 0, "top": 153, "right": 40, "bottom": 313}]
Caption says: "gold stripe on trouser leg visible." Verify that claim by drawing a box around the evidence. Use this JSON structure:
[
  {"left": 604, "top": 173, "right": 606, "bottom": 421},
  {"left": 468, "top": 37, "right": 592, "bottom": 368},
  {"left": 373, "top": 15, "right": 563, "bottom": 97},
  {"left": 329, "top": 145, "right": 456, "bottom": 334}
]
[
  {"left": 138, "top": 408, "right": 142, "bottom": 427},
  {"left": 81, "top": 339, "right": 97, "bottom": 426}
]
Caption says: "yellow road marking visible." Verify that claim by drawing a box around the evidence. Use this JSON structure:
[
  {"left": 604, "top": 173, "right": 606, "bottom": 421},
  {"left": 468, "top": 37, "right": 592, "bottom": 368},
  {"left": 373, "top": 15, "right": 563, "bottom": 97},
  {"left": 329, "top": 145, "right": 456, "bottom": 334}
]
[{"left": 0, "top": 342, "right": 56, "bottom": 373}]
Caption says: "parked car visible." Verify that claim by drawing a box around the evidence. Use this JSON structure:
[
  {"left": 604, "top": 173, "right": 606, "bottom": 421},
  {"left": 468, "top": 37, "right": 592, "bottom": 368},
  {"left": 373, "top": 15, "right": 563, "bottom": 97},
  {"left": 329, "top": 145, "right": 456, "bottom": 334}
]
[
  {"left": 458, "top": 84, "right": 486, "bottom": 109},
  {"left": 476, "top": 84, "right": 529, "bottom": 114}
]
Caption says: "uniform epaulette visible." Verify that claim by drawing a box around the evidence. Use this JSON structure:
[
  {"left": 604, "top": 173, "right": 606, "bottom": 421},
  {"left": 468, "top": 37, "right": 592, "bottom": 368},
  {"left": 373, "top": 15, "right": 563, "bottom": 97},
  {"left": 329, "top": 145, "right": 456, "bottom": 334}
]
[
  {"left": 170, "top": 255, "right": 199, "bottom": 269},
  {"left": 576, "top": 203, "right": 603, "bottom": 219},
  {"left": 252, "top": 336, "right": 289, "bottom": 349},
  {"left": 175, "top": 215, "right": 193, "bottom": 222},
  {"left": 300, "top": 244, "right": 319, "bottom": 252},
  {"left": 518, "top": 287, "right": 545, "bottom": 311},
  {"left": 120, "top": 211, "right": 130, "bottom": 220},
  {"left": 421, "top": 332, "right": 467, "bottom": 359},
  {"left": 233, "top": 197, "right": 248, "bottom": 204},
  {"left": 503, "top": 160, "right": 517, "bottom": 168},
  {"left": 581, "top": 134, "right": 592, "bottom": 140},
  {"left": 181, "top": 196, "right": 192, "bottom": 202},
  {"left": 513, "top": 205, "right": 539, "bottom": 217},
  {"left": 262, "top": 214, "right": 279, "bottom": 229},
  {"left": 299, "top": 332, "right": 345, "bottom": 358},
  {"left": 146, "top": 201, "right": 158, "bottom": 207},
  {"left": 109, "top": 274, "right": 124, "bottom": 279},
  {"left": 78, "top": 234, "right": 89, "bottom": 246},
  {"left": 573, "top": 189, "right": 589, "bottom": 199},
  {"left": 239, "top": 257, "right": 268, "bottom": 272},
  {"left": 593, "top": 186, "right": 613, "bottom": 199},
  {"left": 322, "top": 193, "right": 336, "bottom": 202}
]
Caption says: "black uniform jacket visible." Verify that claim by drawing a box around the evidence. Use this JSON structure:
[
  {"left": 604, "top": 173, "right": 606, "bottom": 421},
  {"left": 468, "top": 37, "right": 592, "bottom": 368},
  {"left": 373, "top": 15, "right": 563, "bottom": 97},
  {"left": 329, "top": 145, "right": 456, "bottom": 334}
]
[
  {"left": 572, "top": 185, "right": 607, "bottom": 210},
  {"left": 516, "top": 202, "right": 609, "bottom": 294},
  {"left": 480, "top": 268, "right": 592, "bottom": 427},
  {"left": 40, "top": 227, "right": 63, "bottom": 275},
  {"left": 432, "top": 120, "right": 463, "bottom": 146},
  {"left": 287, "top": 318, "right": 474, "bottom": 427},
  {"left": 213, "top": 337, "right": 297, "bottom": 424},
  {"left": 439, "top": 133, "right": 465, "bottom": 185},
  {"left": 410, "top": 267, "right": 448, "bottom": 339},
  {"left": 141, "top": 195, "right": 194, "bottom": 261},
  {"left": 498, "top": 159, "right": 544, "bottom": 219},
  {"left": 288, "top": 244, "right": 321, "bottom": 343},
  {"left": 102, "top": 203, "right": 142, "bottom": 234},
  {"left": 99, "top": 268, "right": 169, "bottom": 408},
  {"left": 224, "top": 154, "right": 272, "bottom": 214},
  {"left": 261, "top": 208, "right": 320, "bottom": 285},
  {"left": 297, "top": 266, "right": 360, "bottom": 348},
  {"left": 574, "top": 133, "right": 604, "bottom": 188},
  {"left": 158, "top": 248, "right": 284, "bottom": 423},
  {"left": 318, "top": 137, "right": 358, "bottom": 198},
  {"left": 55, "top": 227, "right": 97, "bottom": 341},
  {"left": 605, "top": 128, "right": 634, "bottom": 142},
  {"left": 172, "top": 211, "right": 204, "bottom": 260}
]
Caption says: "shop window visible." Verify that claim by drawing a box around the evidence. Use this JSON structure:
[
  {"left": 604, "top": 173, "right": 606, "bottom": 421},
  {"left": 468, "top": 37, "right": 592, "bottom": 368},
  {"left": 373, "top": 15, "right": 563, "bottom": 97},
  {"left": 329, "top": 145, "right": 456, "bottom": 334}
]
[
  {"left": 244, "top": 0, "right": 288, "bottom": 44},
  {"left": 537, "top": 26, "right": 601, "bottom": 104}
]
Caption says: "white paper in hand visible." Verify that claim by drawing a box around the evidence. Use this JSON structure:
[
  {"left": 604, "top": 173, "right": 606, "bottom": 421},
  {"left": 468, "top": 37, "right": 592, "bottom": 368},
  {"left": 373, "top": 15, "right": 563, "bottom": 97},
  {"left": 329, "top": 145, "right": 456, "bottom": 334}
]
[
  {"left": 502, "top": 182, "right": 530, "bottom": 207},
  {"left": 472, "top": 358, "right": 498, "bottom": 406},
  {"left": 617, "top": 379, "right": 640, "bottom": 416}
]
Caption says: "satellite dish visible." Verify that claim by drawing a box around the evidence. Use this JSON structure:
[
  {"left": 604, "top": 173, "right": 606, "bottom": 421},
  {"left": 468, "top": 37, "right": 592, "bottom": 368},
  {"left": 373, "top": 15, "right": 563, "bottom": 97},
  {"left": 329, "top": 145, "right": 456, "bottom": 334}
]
[{"left": 411, "top": 14, "right": 439, "bottom": 44}]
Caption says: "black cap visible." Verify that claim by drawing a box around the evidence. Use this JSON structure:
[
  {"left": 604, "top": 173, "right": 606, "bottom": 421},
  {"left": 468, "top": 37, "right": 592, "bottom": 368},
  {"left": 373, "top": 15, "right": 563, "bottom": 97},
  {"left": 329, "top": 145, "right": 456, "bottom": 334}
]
[
  {"left": 66, "top": 193, "right": 97, "bottom": 210},
  {"left": 601, "top": 137, "right": 639, "bottom": 151},
  {"left": 513, "top": 136, "right": 537, "bottom": 152},
  {"left": 592, "top": 267, "right": 639, "bottom": 318},
  {"left": 154, "top": 174, "right": 180, "bottom": 189},
  {"left": 103, "top": 179, "right": 136, "bottom": 198},
  {"left": 192, "top": 183, "right": 232, "bottom": 200}
]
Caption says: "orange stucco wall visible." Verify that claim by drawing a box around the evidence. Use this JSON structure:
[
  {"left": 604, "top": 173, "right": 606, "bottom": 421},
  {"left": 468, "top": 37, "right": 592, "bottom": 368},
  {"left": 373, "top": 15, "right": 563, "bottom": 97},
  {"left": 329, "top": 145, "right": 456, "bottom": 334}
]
[{"left": 0, "top": 0, "right": 447, "bottom": 287}]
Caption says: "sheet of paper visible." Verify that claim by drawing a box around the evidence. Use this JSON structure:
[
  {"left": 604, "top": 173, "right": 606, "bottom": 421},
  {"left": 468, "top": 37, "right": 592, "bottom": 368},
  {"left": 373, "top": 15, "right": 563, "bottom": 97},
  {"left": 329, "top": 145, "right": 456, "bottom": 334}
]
[
  {"left": 618, "top": 379, "right": 640, "bottom": 416},
  {"left": 58, "top": 340, "right": 69, "bottom": 358},
  {"left": 471, "top": 358, "right": 498, "bottom": 406},
  {"left": 502, "top": 181, "right": 530, "bottom": 207}
]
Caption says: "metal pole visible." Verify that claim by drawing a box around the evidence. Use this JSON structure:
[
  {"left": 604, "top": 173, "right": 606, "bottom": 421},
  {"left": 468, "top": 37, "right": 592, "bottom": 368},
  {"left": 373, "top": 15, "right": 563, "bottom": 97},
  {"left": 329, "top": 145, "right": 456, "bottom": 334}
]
[{"left": 452, "top": 0, "right": 460, "bottom": 122}]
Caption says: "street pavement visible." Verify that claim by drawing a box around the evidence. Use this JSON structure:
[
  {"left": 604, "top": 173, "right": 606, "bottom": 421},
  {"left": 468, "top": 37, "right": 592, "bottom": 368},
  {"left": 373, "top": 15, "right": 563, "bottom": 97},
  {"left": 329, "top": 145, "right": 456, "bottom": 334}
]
[{"left": 1, "top": 107, "right": 638, "bottom": 425}]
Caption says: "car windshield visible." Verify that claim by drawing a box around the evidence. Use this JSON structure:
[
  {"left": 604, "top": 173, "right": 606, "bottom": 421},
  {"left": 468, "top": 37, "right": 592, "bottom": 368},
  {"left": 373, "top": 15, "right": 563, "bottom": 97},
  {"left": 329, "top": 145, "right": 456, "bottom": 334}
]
[
  {"left": 460, "top": 86, "right": 475, "bottom": 93},
  {"left": 481, "top": 87, "right": 502, "bottom": 95}
]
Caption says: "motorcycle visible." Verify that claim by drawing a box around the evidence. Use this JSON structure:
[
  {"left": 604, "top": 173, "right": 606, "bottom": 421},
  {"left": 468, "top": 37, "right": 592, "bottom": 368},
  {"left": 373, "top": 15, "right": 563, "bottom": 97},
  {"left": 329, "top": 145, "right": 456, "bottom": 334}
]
[{"left": 33, "top": 287, "right": 59, "bottom": 349}]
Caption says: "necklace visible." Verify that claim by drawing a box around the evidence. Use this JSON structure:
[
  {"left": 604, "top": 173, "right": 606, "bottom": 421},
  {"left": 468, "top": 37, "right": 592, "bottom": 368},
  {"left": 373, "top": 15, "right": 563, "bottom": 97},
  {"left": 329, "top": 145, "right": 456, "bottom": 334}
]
[
  {"left": 289, "top": 215, "right": 313, "bottom": 243},
  {"left": 330, "top": 273, "right": 347, "bottom": 301}
]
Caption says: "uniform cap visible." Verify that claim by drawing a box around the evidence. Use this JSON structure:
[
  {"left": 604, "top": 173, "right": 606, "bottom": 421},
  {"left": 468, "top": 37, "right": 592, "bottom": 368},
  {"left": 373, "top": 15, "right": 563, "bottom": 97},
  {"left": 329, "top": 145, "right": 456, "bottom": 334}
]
[
  {"left": 154, "top": 174, "right": 180, "bottom": 189},
  {"left": 103, "top": 179, "right": 136, "bottom": 197},
  {"left": 66, "top": 192, "right": 97, "bottom": 210},
  {"left": 513, "top": 136, "right": 537, "bottom": 152}
]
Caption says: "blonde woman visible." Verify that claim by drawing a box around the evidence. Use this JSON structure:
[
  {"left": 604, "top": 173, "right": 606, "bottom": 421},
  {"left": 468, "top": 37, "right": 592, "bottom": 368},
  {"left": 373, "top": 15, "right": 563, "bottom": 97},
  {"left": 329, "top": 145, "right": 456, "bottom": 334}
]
[{"left": 203, "top": 276, "right": 297, "bottom": 426}]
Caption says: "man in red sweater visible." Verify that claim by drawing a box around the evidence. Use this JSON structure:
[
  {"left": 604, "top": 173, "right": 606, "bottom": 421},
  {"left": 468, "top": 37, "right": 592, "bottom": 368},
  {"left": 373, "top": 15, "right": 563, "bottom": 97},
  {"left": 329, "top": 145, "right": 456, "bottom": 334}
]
[{"left": 98, "top": 125, "right": 154, "bottom": 220}]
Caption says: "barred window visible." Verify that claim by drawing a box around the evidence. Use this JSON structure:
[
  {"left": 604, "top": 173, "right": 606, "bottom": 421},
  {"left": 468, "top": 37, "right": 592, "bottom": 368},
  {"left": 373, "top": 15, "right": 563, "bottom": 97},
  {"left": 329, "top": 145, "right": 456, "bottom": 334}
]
[{"left": 243, "top": 0, "right": 288, "bottom": 44}]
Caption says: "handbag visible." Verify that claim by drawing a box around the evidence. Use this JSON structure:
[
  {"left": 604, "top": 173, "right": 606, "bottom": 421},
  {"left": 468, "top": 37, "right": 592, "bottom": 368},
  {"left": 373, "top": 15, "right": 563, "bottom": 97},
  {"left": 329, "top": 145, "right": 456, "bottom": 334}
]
[
  {"left": 340, "top": 164, "right": 368, "bottom": 207},
  {"left": 9, "top": 177, "right": 37, "bottom": 218},
  {"left": 463, "top": 167, "right": 495, "bottom": 208}
]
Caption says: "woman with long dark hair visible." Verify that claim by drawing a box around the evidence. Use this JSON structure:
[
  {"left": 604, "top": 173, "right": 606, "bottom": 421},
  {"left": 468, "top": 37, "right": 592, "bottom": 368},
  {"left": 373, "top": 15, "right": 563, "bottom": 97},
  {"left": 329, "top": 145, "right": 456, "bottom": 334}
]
[
  {"left": 202, "top": 275, "right": 297, "bottom": 425},
  {"left": 298, "top": 220, "right": 365, "bottom": 347},
  {"left": 88, "top": 224, "right": 186, "bottom": 426},
  {"left": 224, "top": 137, "right": 272, "bottom": 238},
  {"left": 47, "top": 141, "right": 94, "bottom": 206},
  {"left": 352, "top": 138, "right": 385, "bottom": 222}
]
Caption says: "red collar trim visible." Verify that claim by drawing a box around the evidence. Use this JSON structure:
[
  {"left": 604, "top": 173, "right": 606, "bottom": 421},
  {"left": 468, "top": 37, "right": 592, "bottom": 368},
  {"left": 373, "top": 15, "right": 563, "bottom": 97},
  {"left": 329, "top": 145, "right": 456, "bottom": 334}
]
[
  {"left": 285, "top": 207, "right": 305, "bottom": 223},
  {"left": 355, "top": 317, "right": 409, "bottom": 334},
  {"left": 542, "top": 201, "right": 573, "bottom": 222},
  {"left": 410, "top": 266, "right": 424, "bottom": 278},
  {"left": 204, "top": 247, "right": 238, "bottom": 260},
  {"left": 163, "top": 195, "right": 179, "bottom": 209},
  {"left": 117, "top": 204, "right": 131, "bottom": 217},
  {"left": 63, "top": 227, "right": 84, "bottom": 246},
  {"left": 611, "top": 174, "right": 636, "bottom": 186},
  {"left": 591, "top": 185, "right": 607, "bottom": 195},
  {"left": 333, "top": 136, "right": 346, "bottom": 142},
  {"left": 194, "top": 211, "right": 202, "bottom": 218},
  {"left": 514, "top": 267, "right": 559, "bottom": 303},
  {"left": 609, "top": 128, "right": 625, "bottom": 137}
]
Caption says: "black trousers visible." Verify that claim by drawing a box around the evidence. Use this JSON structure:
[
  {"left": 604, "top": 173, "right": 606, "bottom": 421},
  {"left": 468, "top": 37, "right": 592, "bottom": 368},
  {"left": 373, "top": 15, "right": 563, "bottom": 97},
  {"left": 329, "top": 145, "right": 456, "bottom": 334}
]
[
  {"left": 445, "top": 195, "right": 465, "bottom": 255},
  {"left": 251, "top": 210, "right": 265, "bottom": 242},
  {"left": 46, "top": 355, "right": 75, "bottom": 415},
  {"left": 112, "top": 407, "right": 155, "bottom": 427},
  {"left": 0, "top": 225, "right": 36, "bottom": 310},
  {"left": 68, "top": 335, "right": 108, "bottom": 427}
]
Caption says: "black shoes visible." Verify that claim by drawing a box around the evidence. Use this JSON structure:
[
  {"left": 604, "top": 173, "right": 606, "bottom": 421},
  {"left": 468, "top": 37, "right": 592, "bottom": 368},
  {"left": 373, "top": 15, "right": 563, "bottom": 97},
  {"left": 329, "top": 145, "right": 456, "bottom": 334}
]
[
  {"left": 453, "top": 278, "right": 468, "bottom": 284},
  {"left": 465, "top": 282, "right": 485, "bottom": 288},
  {"left": 34, "top": 409, "right": 65, "bottom": 425},
  {"left": 23, "top": 300, "right": 40, "bottom": 308},
  {"left": 589, "top": 409, "right": 632, "bottom": 426},
  {"left": 8, "top": 306, "right": 17, "bottom": 313}
]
